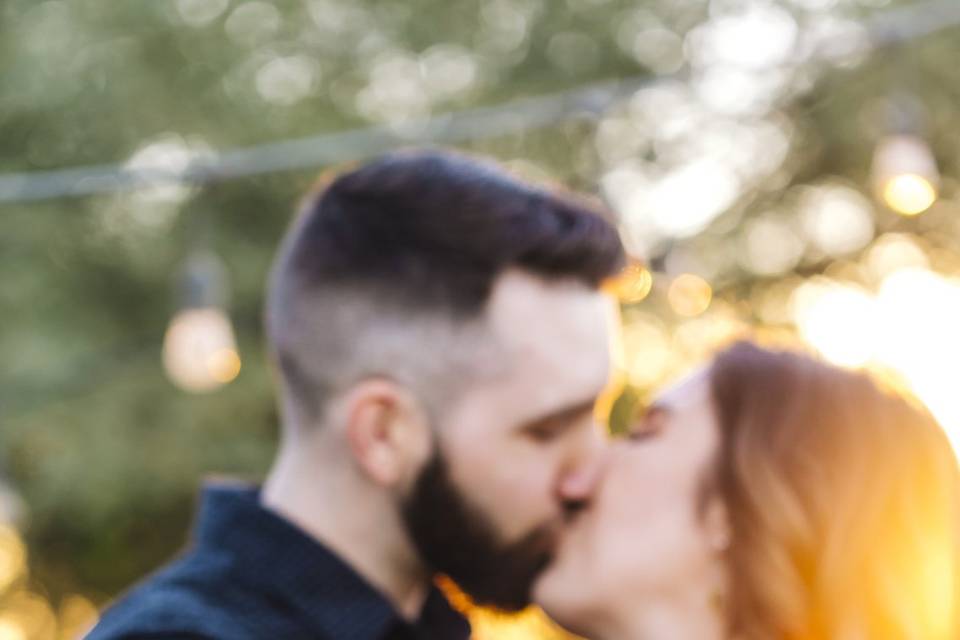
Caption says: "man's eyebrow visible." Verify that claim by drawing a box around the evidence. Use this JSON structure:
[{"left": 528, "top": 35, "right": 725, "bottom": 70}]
[{"left": 523, "top": 398, "right": 598, "bottom": 431}]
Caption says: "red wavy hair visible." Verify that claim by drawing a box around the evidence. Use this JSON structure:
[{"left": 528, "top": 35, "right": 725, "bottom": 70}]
[{"left": 709, "top": 342, "right": 960, "bottom": 639}]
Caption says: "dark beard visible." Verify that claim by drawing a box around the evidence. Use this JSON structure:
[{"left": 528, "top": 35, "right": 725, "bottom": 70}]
[{"left": 400, "top": 449, "right": 557, "bottom": 612}]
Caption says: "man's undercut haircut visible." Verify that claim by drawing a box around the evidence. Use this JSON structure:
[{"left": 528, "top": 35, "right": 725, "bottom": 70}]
[{"left": 266, "top": 149, "right": 625, "bottom": 424}]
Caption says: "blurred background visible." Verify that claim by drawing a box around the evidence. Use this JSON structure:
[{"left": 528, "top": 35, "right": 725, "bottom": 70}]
[{"left": 3, "top": 0, "right": 960, "bottom": 637}]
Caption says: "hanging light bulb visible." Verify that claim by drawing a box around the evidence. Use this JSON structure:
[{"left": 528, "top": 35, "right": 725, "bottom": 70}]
[
  {"left": 163, "top": 308, "right": 241, "bottom": 391},
  {"left": 162, "top": 250, "right": 241, "bottom": 393},
  {"left": 872, "top": 134, "right": 939, "bottom": 216},
  {"left": 871, "top": 95, "right": 940, "bottom": 217}
]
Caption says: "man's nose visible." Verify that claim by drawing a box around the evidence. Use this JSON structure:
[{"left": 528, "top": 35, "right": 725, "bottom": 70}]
[{"left": 557, "top": 423, "right": 611, "bottom": 504}]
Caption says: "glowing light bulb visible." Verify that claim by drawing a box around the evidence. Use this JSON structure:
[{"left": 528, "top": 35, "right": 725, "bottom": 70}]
[
  {"left": 872, "top": 135, "right": 939, "bottom": 216},
  {"left": 881, "top": 174, "right": 937, "bottom": 216},
  {"left": 162, "top": 307, "right": 241, "bottom": 392}
]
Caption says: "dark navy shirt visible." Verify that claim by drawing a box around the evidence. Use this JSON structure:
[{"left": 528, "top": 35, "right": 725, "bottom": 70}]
[{"left": 86, "top": 483, "right": 472, "bottom": 640}]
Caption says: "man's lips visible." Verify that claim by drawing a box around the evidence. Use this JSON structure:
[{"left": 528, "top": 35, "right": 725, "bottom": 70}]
[
  {"left": 553, "top": 506, "right": 591, "bottom": 548},
  {"left": 533, "top": 505, "right": 593, "bottom": 559}
]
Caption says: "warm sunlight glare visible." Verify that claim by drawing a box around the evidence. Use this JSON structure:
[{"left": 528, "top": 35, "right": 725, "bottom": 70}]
[{"left": 794, "top": 268, "right": 960, "bottom": 453}]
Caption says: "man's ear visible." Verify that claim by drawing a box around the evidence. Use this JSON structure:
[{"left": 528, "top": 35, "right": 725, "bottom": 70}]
[{"left": 341, "top": 378, "right": 431, "bottom": 488}]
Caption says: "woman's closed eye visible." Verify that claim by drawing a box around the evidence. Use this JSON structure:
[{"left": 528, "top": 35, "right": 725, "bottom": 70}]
[{"left": 627, "top": 405, "right": 668, "bottom": 442}]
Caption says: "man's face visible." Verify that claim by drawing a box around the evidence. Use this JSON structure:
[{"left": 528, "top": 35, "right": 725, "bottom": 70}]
[{"left": 401, "top": 270, "right": 617, "bottom": 611}]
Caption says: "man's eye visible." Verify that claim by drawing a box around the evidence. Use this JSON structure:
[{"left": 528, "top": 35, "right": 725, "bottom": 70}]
[{"left": 528, "top": 425, "right": 563, "bottom": 443}]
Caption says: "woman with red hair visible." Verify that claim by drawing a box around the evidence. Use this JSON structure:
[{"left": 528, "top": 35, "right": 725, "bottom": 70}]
[{"left": 535, "top": 341, "right": 960, "bottom": 639}]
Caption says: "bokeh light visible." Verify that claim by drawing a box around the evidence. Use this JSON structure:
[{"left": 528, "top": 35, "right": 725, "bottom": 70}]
[
  {"left": 865, "top": 233, "right": 930, "bottom": 281},
  {"left": 225, "top": 2, "right": 281, "bottom": 45},
  {"left": 798, "top": 183, "right": 875, "bottom": 257},
  {"left": 0, "top": 592, "right": 57, "bottom": 640},
  {"left": 668, "top": 274, "right": 713, "bottom": 318},
  {"left": 686, "top": 5, "right": 798, "bottom": 71},
  {"left": 176, "top": 0, "right": 229, "bottom": 28},
  {"left": 124, "top": 136, "right": 200, "bottom": 206},
  {"left": 621, "top": 315, "right": 673, "bottom": 387},
  {"left": 0, "top": 527, "right": 26, "bottom": 595},
  {"left": 605, "top": 263, "right": 653, "bottom": 304},
  {"left": 255, "top": 55, "right": 320, "bottom": 106},
  {"left": 740, "top": 215, "right": 805, "bottom": 276},
  {"left": 673, "top": 302, "right": 745, "bottom": 360},
  {"left": 356, "top": 51, "right": 433, "bottom": 128},
  {"left": 792, "top": 280, "right": 876, "bottom": 368},
  {"left": 420, "top": 45, "right": 480, "bottom": 100},
  {"left": 0, "top": 619, "right": 24, "bottom": 640}
]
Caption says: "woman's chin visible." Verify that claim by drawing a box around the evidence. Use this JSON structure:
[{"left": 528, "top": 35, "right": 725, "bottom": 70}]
[
  {"left": 532, "top": 561, "right": 593, "bottom": 633},
  {"left": 530, "top": 564, "right": 556, "bottom": 609}
]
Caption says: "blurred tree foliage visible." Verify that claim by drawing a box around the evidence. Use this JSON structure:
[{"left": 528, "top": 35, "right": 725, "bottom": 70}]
[{"left": 2, "top": 0, "right": 959, "bottom": 622}]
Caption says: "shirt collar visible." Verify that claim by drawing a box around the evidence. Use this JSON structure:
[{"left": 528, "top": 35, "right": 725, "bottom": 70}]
[{"left": 192, "top": 481, "right": 471, "bottom": 640}]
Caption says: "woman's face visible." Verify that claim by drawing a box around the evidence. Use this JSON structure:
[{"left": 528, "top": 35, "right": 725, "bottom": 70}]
[{"left": 533, "top": 369, "right": 728, "bottom": 636}]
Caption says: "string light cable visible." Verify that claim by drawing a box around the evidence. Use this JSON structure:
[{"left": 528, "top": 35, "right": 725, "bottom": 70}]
[{"left": 0, "top": 0, "right": 958, "bottom": 204}]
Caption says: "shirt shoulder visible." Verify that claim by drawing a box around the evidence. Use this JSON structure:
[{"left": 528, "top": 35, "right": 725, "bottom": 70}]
[{"left": 84, "top": 550, "right": 319, "bottom": 640}]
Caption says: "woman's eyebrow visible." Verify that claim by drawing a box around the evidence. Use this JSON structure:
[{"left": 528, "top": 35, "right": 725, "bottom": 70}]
[{"left": 638, "top": 402, "right": 672, "bottom": 420}]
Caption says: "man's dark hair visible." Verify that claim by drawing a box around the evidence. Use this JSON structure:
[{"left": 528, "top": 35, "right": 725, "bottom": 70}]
[{"left": 266, "top": 149, "right": 625, "bottom": 424}]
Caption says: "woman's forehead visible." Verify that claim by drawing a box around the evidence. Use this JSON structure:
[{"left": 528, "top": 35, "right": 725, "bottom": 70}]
[{"left": 653, "top": 366, "right": 712, "bottom": 411}]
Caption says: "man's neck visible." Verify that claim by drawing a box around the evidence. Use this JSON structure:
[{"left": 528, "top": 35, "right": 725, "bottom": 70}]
[{"left": 261, "top": 440, "right": 432, "bottom": 620}]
